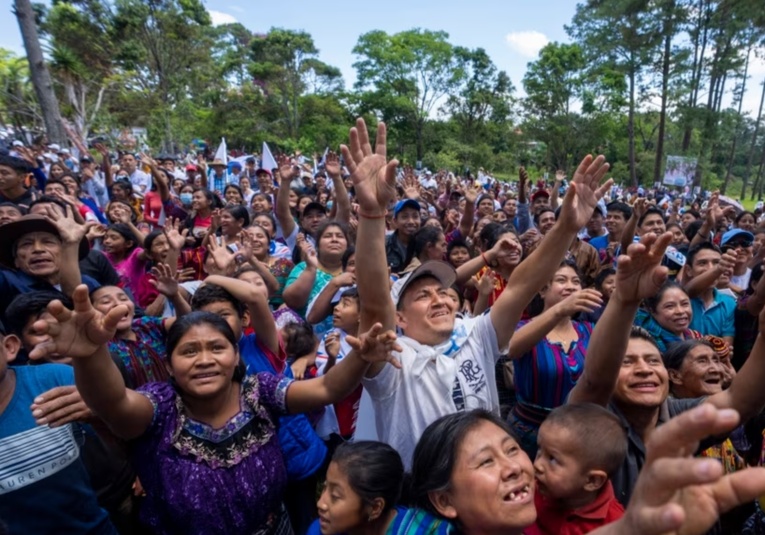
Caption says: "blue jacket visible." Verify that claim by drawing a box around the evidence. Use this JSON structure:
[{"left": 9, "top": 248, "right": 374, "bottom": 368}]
[{"left": 239, "top": 335, "right": 327, "bottom": 481}]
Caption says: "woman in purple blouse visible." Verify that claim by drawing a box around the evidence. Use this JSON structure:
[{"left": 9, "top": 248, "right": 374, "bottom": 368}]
[{"left": 31, "top": 285, "right": 400, "bottom": 535}]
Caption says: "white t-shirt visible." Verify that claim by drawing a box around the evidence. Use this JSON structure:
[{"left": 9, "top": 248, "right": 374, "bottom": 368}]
[
  {"left": 731, "top": 268, "right": 752, "bottom": 291},
  {"left": 129, "top": 169, "right": 152, "bottom": 194},
  {"left": 362, "top": 313, "right": 502, "bottom": 468}
]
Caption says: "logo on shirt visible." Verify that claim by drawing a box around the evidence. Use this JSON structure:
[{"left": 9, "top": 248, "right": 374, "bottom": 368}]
[
  {"left": 459, "top": 359, "right": 486, "bottom": 394},
  {"left": 0, "top": 425, "right": 80, "bottom": 494}
]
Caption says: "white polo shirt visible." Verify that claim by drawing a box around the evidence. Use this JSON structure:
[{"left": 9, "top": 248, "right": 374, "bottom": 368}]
[{"left": 362, "top": 313, "right": 502, "bottom": 468}]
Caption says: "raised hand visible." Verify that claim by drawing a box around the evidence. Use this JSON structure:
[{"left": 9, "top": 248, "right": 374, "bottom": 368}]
[
  {"left": 477, "top": 270, "right": 497, "bottom": 296},
  {"left": 718, "top": 249, "right": 737, "bottom": 276},
  {"left": 277, "top": 154, "right": 298, "bottom": 182},
  {"left": 93, "top": 142, "right": 110, "bottom": 159},
  {"left": 333, "top": 271, "right": 356, "bottom": 289},
  {"left": 207, "top": 236, "right": 235, "bottom": 273},
  {"left": 31, "top": 386, "right": 93, "bottom": 427},
  {"left": 614, "top": 232, "right": 672, "bottom": 305},
  {"left": 85, "top": 222, "right": 106, "bottom": 242},
  {"left": 14, "top": 146, "right": 38, "bottom": 167},
  {"left": 487, "top": 235, "right": 522, "bottom": 265},
  {"left": 346, "top": 322, "right": 402, "bottom": 369},
  {"left": 297, "top": 233, "right": 319, "bottom": 268},
  {"left": 325, "top": 331, "right": 341, "bottom": 360},
  {"left": 402, "top": 169, "right": 420, "bottom": 200},
  {"left": 340, "top": 118, "right": 398, "bottom": 216},
  {"left": 29, "top": 285, "right": 129, "bottom": 360},
  {"left": 463, "top": 183, "right": 482, "bottom": 205},
  {"left": 557, "top": 155, "right": 612, "bottom": 231},
  {"left": 139, "top": 152, "right": 157, "bottom": 169},
  {"left": 41, "top": 204, "right": 86, "bottom": 245},
  {"left": 164, "top": 218, "right": 188, "bottom": 251},
  {"left": 149, "top": 263, "right": 179, "bottom": 297},
  {"left": 618, "top": 404, "right": 765, "bottom": 535},
  {"left": 555, "top": 288, "right": 603, "bottom": 317},
  {"left": 632, "top": 198, "right": 647, "bottom": 221},
  {"left": 555, "top": 169, "right": 565, "bottom": 183},
  {"left": 325, "top": 151, "right": 342, "bottom": 178}
]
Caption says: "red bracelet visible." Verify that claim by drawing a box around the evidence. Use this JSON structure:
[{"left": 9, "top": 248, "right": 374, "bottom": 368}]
[
  {"left": 481, "top": 252, "right": 492, "bottom": 266},
  {"left": 358, "top": 211, "right": 388, "bottom": 219}
]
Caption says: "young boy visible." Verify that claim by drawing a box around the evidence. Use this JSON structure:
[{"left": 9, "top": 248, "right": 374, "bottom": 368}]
[
  {"left": 315, "top": 287, "right": 362, "bottom": 441},
  {"left": 529, "top": 403, "right": 627, "bottom": 535}
]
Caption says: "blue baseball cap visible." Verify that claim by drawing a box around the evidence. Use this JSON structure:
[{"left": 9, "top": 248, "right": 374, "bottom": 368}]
[
  {"left": 721, "top": 228, "right": 754, "bottom": 247},
  {"left": 393, "top": 199, "right": 421, "bottom": 217}
]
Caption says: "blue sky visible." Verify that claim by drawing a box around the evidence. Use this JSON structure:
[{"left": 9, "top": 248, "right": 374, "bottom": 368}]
[{"left": 1, "top": 0, "right": 762, "bottom": 113}]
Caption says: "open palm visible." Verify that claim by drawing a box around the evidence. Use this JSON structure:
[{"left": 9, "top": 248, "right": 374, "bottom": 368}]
[
  {"left": 29, "top": 285, "right": 128, "bottom": 360},
  {"left": 557, "top": 154, "right": 612, "bottom": 230},
  {"left": 619, "top": 404, "right": 765, "bottom": 535},
  {"left": 614, "top": 232, "right": 671, "bottom": 305},
  {"left": 341, "top": 118, "right": 398, "bottom": 215}
]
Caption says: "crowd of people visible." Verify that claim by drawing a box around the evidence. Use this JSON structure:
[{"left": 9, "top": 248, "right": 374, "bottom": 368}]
[{"left": 3, "top": 118, "right": 765, "bottom": 535}]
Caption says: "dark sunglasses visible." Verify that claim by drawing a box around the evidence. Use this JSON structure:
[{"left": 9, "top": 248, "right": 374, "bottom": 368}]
[{"left": 722, "top": 241, "right": 753, "bottom": 253}]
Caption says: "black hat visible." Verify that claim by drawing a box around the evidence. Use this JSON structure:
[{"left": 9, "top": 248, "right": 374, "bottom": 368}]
[
  {"left": 0, "top": 214, "right": 90, "bottom": 268},
  {"left": 0, "top": 153, "right": 34, "bottom": 173}
]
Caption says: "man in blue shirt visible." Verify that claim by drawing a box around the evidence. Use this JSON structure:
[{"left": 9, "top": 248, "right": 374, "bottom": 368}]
[
  {"left": 0, "top": 319, "right": 116, "bottom": 533},
  {"left": 684, "top": 242, "right": 736, "bottom": 347}
]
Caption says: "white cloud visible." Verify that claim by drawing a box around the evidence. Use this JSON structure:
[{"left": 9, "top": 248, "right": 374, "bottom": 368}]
[
  {"left": 209, "top": 10, "right": 237, "bottom": 26},
  {"left": 505, "top": 30, "right": 549, "bottom": 59}
]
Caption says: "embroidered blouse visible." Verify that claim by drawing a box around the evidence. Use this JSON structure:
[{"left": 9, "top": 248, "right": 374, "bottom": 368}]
[{"left": 132, "top": 373, "right": 292, "bottom": 535}]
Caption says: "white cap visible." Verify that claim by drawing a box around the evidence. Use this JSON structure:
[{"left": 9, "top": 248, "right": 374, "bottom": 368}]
[
  {"left": 60, "top": 148, "right": 70, "bottom": 155},
  {"left": 48, "top": 143, "right": 61, "bottom": 152},
  {"left": 390, "top": 261, "right": 456, "bottom": 307},
  {"left": 11, "top": 140, "right": 23, "bottom": 147}
]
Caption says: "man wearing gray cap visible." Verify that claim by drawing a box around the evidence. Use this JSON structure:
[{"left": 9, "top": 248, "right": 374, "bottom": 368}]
[{"left": 344, "top": 118, "right": 612, "bottom": 466}]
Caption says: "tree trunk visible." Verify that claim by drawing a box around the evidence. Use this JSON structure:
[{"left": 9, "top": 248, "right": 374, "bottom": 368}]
[
  {"left": 744, "top": 80, "right": 765, "bottom": 199},
  {"left": 653, "top": 19, "right": 672, "bottom": 186},
  {"left": 13, "top": 0, "right": 66, "bottom": 144},
  {"left": 721, "top": 43, "right": 751, "bottom": 195},
  {"left": 628, "top": 66, "right": 637, "bottom": 187}
]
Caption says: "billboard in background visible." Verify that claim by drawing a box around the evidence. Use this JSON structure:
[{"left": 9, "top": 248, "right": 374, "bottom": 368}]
[{"left": 663, "top": 156, "right": 697, "bottom": 188}]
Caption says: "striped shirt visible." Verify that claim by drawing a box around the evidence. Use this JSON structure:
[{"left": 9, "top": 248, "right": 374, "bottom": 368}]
[{"left": 513, "top": 320, "right": 594, "bottom": 424}]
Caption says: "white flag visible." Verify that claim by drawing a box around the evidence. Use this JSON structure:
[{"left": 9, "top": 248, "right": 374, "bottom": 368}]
[
  {"left": 214, "top": 137, "right": 228, "bottom": 164},
  {"left": 261, "top": 141, "right": 277, "bottom": 172}
]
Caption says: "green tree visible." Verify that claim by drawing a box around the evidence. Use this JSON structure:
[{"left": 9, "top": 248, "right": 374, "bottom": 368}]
[
  {"left": 353, "top": 28, "right": 467, "bottom": 162},
  {"left": 0, "top": 48, "right": 40, "bottom": 136},
  {"left": 568, "top": 0, "right": 662, "bottom": 187},
  {"left": 249, "top": 28, "right": 343, "bottom": 140}
]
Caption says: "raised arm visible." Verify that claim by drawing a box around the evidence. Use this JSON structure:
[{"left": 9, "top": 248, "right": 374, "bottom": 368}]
[
  {"left": 275, "top": 155, "right": 298, "bottom": 238},
  {"left": 286, "top": 323, "right": 400, "bottom": 414},
  {"left": 340, "top": 119, "right": 399, "bottom": 378},
  {"left": 621, "top": 198, "right": 644, "bottom": 254},
  {"left": 42, "top": 205, "right": 87, "bottom": 298},
  {"left": 282, "top": 237, "right": 319, "bottom": 311},
  {"left": 30, "top": 285, "right": 154, "bottom": 440},
  {"left": 568, "top": 232, "right": 671, "bottom": 406},
  {"left": 682, "top": 249, "right": 736, "bottom": 298},
  {"left": 326, "top": 151, "right": 351, "bottom": 224},
  {"left": 506, "top": 289, "right": 602, "bottom": 359},
  {"left": 459, "top": 184, "right": 479, "bottom": 238},
  {"left": 306, "top": 271, "right": 355, "bottom": 325},
  {"left": 490, "top": 155, "right": 613, "bottom": 349},
  {"left": 204, "top": 274, "right": 279, "bottom": 355}
]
